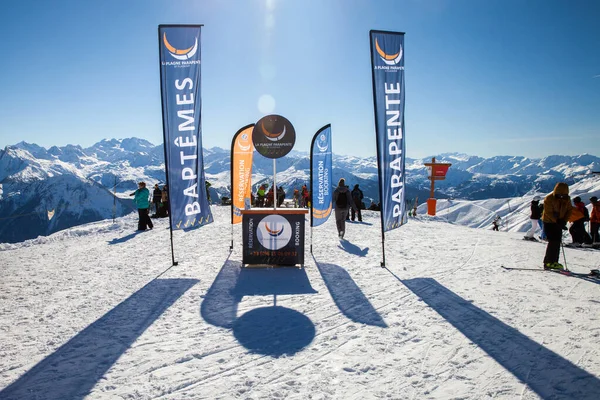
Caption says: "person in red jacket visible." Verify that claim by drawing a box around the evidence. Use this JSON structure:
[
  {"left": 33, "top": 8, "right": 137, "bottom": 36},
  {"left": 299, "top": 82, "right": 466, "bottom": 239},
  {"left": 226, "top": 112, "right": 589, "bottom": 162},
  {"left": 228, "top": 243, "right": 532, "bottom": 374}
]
[{"left": 590, "top": 196, "right": 600, "bottom": 243}]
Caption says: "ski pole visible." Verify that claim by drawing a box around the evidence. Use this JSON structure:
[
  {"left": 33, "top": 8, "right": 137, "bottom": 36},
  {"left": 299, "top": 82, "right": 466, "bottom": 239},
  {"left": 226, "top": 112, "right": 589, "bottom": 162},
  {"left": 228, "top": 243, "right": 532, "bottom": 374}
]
[{"left": 560, "top": 239, "right": 569, "bottom": 271}]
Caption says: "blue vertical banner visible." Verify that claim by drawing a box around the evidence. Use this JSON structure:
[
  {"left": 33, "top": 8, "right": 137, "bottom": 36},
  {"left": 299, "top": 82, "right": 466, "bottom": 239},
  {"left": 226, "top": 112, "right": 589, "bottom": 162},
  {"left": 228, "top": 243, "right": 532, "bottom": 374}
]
[
  {"left": 159, "top": 25, "right": 212, "bottom": 230},
  {"left": 370, "top": 30, "right": 406, "bottom": 232},
  {"left": 310, "top": 124, "right": 332, "bottom": 227}
]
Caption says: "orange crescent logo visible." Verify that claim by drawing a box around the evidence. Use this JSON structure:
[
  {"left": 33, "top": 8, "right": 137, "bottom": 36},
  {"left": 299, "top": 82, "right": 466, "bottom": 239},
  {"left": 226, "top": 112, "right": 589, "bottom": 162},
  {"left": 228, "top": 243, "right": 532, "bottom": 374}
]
[
  {"left": 265, "top": 224, "right": 284, "bottom": 236},
  {"left": 375, "top": 38, "right": 403, "bottom": 65},
  {"left": 261, "top": 121, "right": 287, "bottom": 142},
  {"left": 163, "top": 33, "right": 199, "bottom": 60},
  {"left": 313, "top": 203, "right": 332, "bottom": 218}
]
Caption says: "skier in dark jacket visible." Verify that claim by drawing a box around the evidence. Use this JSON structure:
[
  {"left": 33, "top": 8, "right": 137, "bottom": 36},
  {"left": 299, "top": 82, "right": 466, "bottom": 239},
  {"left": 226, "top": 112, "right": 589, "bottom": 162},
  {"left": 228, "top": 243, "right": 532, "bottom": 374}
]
[
  {"left": 492, "top": 216, "right": 501, "bottom": 231},
  {"left": 152, "top": 184, "right": 162, "bottom": 217},
  {"left": 524, "top": 196, "right": 542, "bottom": 240},
  {"left": 351, "top": 184, "right": 364, "bottom": 222},
  {"left": 333, "top": 178, "right": 358, "bottom": 239},
  {"left": 277, "top": 186, "right": 285, "bottom": 207}
]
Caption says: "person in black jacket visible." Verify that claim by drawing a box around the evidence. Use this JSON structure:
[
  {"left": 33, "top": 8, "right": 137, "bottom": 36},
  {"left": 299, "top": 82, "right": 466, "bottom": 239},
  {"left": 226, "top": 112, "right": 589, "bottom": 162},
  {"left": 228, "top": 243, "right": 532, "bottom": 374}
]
[
  {"left": 333, "top": 178, "right": 358, "bottom": 239},
  {"left": 152, "top": 184, "right": 162, "bottom": 217},
  {"left": 524, "top": 196, "right": 542, "bottom": 240},
  {"left": 351, "top": 184, "right": 364, "bottom": 222}
]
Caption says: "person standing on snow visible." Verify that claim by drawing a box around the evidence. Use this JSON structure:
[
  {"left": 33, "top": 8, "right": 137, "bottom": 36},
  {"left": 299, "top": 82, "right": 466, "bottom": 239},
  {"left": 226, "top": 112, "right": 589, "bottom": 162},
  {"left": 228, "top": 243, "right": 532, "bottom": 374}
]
[
  {"left": 524, "top": 196, "right": 542, "bottom": 240},
  {"left": 130, "top": 181, "right": 153, "bottom": 231},
  {"left": 205, "top": 181, "right": 212, "bottom": 204},
  {"left": 333, "top": 178, "right": 358, "bottom": 239},
  {"left": 589, "top": 196, "right": 600, "bottom": 243},
  {"left": 538, "top": 202, "right": 547, "bottom": 240},
  {"left": 492, "top": 216, "right": 501, "bottom": 231},
  {"left": 301, "top": 185, "right": 309, "bottom": 208},
  {"left": 541, "top": 182, "right": 572, "bottom": 270},
  {"left": 152, "top": 184, "right": 162, "bottom": 217},
  {"left": 351, "top": 184, "right": 364, "bottom": 222},
  {"left": 159, "top": 184, "right": 169, "bottom": 218},
  {"left": 568, "top": 196, "right": 592, "bottom": 245}
]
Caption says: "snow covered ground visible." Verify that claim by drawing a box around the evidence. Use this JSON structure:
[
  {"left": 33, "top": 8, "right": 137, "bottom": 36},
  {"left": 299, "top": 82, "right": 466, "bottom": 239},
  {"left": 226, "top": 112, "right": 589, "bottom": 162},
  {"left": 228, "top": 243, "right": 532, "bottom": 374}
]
[{"left": 1, "top": 205, "right": 599, "bottom": 399}]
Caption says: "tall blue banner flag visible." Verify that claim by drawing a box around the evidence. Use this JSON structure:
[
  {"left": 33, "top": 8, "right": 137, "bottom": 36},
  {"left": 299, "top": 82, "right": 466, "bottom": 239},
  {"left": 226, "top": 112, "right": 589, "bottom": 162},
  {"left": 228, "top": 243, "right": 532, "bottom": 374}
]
[
  {"left": 370, "top": 30, "right": 406, "bottom": 232},
  {"left": 310, "top": 125, "right": 332, "bottom": 227},
  {"left": 159, "top": 25, "right": 212, "bottom": 230}
]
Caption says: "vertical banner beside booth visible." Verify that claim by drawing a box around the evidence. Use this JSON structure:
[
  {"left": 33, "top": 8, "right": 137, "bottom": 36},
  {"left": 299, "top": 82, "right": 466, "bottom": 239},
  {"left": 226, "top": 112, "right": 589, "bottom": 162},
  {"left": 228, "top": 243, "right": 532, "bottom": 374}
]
[
  {"left": 310, "top": 124, "right": 333, "bottom": 227},
  {"left": 370, "top": 30, "right": 406, "bottom": 233},
  {"left": 159, "top": 25, "right": 213, "bottom": 230},
  {"left": 231, "top": 124, "right": 255, "bottom": 225}
]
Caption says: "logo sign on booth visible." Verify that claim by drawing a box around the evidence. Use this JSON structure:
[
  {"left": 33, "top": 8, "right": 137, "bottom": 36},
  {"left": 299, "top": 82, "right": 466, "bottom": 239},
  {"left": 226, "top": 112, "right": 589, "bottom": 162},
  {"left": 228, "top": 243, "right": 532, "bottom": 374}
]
[
  {"left": 158, "top": 25, "right": 212, "bottom": 230},
  {"left": 242, "top": 213, "right": 305, "bottom": 265},
  {"left": 370, "top": 30, "right": 406, "bottom": 232},
  {"left": 252, "top": 115, "right": 296, "bottom": 159}
]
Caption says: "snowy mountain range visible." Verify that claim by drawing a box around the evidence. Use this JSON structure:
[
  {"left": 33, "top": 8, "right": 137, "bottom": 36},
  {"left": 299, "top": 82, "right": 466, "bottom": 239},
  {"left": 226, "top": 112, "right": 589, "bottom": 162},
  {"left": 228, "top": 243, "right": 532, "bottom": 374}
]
[{"left": 1, "top": 137, "right": 599, "bottom": 243}]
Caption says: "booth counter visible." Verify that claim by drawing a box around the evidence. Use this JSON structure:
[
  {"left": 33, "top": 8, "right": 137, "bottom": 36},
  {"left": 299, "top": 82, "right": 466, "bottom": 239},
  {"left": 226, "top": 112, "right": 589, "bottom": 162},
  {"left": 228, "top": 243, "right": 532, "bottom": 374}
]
[{"left": 241, "top": 209, "right": 308, "bottom": 267}]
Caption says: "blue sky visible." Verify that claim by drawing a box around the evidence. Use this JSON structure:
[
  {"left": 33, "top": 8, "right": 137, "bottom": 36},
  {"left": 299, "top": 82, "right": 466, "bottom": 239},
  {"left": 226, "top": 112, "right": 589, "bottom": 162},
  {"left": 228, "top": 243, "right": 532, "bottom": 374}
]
[{"left": 0, "top": 0, "right": 598, "bottom": 159}]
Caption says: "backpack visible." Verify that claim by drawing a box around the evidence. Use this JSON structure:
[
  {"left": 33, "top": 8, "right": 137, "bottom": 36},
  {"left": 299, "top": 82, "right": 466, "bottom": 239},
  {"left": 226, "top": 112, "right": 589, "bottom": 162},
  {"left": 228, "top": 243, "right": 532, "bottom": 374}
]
[{"left": 336, "top": 191, "right": 348, "bottom": 208}]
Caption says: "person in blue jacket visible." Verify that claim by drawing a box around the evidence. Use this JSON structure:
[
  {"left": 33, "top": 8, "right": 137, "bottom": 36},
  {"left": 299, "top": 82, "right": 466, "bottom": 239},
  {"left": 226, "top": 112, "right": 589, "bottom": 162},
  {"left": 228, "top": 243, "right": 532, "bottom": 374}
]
[{"left": 130, "top": 181, "right": 153, "bottom": 231}]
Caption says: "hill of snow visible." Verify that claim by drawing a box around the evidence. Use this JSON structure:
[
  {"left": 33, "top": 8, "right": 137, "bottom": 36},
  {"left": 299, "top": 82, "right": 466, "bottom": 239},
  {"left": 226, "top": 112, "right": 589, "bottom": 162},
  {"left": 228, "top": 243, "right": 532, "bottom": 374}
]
[{"left": 1, "top": 206, "right": 599, "bottom": 399}]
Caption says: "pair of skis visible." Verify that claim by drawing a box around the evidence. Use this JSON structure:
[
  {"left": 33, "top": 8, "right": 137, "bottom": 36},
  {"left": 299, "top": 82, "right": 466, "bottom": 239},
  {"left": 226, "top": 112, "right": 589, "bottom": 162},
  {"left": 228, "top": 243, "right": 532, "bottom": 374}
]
[{"left": 501, "top": 265, "right": 600, "bottom": 278}]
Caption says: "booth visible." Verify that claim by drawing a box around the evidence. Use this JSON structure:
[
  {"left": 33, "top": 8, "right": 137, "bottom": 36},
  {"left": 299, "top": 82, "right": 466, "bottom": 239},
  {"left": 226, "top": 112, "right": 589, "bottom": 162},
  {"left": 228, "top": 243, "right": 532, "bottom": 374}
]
[{"left": 241, "top": 209, "right": 308, "bottom": 267}]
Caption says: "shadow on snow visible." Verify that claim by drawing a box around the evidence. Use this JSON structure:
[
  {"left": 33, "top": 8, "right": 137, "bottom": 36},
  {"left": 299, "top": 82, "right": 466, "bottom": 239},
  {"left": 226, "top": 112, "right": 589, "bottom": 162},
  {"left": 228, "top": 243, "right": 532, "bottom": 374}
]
[
  {"left": 107, "top": 230, "right": 145, "bottom": 245},
  {"left": 398, "top": 276, "right": 600, "bottom": 400},
  {"left": 337, "top": 239, "right": 369, "bottom": 257},
  {"left": 0, "top": 278, "right": 198, "bottom": 400},
  {"left": 314, "top": 258, "right": 387, "bottom": 328},
  {"left": 201, "top": 259, "right": 317, "bottom": 357}
]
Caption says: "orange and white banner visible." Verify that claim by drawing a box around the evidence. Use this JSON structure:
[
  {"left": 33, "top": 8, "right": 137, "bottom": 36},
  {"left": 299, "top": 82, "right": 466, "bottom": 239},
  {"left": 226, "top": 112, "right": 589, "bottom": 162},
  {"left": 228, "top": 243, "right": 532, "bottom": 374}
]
[{"left": 231, "top": 124, "right": 255, "bottom": 224}]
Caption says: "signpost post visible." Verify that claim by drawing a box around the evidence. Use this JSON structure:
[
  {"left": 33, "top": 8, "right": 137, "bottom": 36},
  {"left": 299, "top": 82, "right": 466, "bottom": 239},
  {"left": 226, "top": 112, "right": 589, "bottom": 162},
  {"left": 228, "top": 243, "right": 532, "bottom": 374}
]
[{"left": 424, "top": 157, "right": 452, "bottom": 216}]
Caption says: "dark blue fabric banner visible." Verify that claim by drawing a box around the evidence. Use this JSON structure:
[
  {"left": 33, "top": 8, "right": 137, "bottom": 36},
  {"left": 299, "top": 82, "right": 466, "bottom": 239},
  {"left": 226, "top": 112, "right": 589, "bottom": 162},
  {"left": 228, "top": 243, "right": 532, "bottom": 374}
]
[
  {"left": 310, "top": 125, "right": 332, "bottom": 227},
  {"left": 159, "top": 25, "right": 212, "bottom": 230},
  {"left": 370, "top": 31, "right": 406, "bottom": 232}
]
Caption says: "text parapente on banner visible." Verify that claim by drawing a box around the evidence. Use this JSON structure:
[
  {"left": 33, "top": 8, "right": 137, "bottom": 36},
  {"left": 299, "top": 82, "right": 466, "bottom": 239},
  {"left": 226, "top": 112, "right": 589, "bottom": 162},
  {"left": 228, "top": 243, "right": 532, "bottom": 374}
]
[{"left": 370, "top": 30, "right": 406, "bottom": 232}]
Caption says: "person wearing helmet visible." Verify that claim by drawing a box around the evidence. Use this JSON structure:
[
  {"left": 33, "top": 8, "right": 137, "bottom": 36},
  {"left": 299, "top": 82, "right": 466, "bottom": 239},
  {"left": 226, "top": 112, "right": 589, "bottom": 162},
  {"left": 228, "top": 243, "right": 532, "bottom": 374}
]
[
  {"left": 524, "top": 195, "right": 542, "bottom": 241},
  {"left": 541, "top": 183, "right": 572, "bottom": 270}
]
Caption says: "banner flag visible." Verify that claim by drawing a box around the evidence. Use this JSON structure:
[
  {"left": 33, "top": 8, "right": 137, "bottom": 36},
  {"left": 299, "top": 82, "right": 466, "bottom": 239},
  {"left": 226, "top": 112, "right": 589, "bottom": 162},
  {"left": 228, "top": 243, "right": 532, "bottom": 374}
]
[
  {"left": 370, "top": 30, "right": 406, "bottom": 232},
  {"left": 231, "top": 124, "right": 255, "bottom": 225},
  {"left": 310, "top": 124, "right": 333, "bottom": 227},
  {"left": 159, "top": 25, "right": 212, "bottom": 230}
]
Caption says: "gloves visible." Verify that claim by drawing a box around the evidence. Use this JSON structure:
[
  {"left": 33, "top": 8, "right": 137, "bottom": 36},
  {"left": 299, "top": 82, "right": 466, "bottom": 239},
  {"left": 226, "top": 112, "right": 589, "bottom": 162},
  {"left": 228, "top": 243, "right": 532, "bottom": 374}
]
[{"left": 557, "top": 219, "right": 567, "bottom": 230}]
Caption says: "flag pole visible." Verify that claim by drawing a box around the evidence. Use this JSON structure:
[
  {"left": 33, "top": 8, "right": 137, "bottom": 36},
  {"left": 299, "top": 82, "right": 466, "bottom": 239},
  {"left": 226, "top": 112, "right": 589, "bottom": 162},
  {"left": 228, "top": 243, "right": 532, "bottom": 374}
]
[
  {"left": 310, "top": 131, "right": 314, "bottom": 254},
  {"left": 158, "top": 26, "right": 177, "bottom": 266},
  {"left": 370, "top": 31, "right": 386, "bottom": 268},
  {"left": 230, "top": 131, "right": 235, "bottom": 251}
]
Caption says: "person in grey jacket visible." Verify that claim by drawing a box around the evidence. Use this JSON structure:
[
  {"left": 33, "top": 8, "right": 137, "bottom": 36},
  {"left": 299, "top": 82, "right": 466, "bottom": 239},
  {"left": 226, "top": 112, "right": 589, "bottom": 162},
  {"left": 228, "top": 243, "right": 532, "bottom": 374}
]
[{"left": 332, "top": 178, "right": 358, "bottom": 239}]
